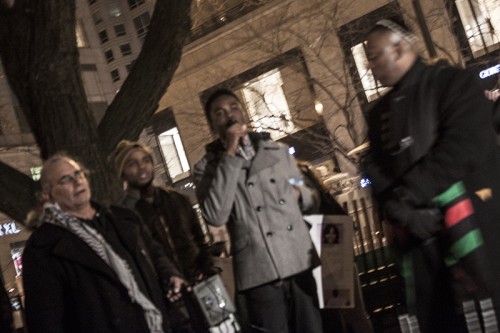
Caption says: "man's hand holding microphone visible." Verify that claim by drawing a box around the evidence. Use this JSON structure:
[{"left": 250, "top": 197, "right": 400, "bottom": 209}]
[{"left": 225, "top": 118, "right": 249, "bottom": 156}]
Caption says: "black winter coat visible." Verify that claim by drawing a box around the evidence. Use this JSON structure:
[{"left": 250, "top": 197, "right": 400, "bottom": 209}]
[
  {"left": 23, "top": 204, "right": 179, "bottom": 333},
  {"left": 128, "top": 187, "right": 216, "bottom": 283}
]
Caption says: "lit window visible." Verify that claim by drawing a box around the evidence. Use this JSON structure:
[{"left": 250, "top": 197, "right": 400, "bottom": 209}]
[
  {"left": 104, "top": 49, "right": 114, "bottom": 63},
  {"left": 240, "top": 69, "right": 294, "bottom": 140},
  {"left": 158, "top": 127, "right": 191, "bottom": 182},
  {"left": 98, "top": 29, "right": 109, "bottom": 44},
  {"left": 128, "top": 0, "right": 145, "bottom": 10},
  {"left": 120, "top": 43, "right": 132, "bottom": 56},
  {"left": 109, "top": 3, "right": 122, "bottom": 17},
  {"left": 30, "top": 167, "right": 41, "bottom": 181},
  {"left": 351, "top": 42, "right": 389, "bottom": 102},
  {"left": 455, "top": 0, "right": 500, "bottom": 58},
  {"left": 133, "top": 12, "right": 151, "bottom": 38},
  {"left": 76, "top": 21, "right": 88, "bottom": 48},
  {"left": 111, "top": 69, "right": 120, "bottom": 82},
  {"left": 114, "top": 24, "right": 126, "bottom": 37},
  {"left": 92, "top": 10, "right": 103, "bottom": 25}
]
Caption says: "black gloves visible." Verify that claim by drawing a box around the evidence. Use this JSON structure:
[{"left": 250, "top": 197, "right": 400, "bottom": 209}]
[{"left": 384, "top": 199, "right": 443, "bottom": 241}]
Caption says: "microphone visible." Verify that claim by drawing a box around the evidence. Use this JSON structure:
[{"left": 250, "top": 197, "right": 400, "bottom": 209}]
[
  {"left": 226, "top": 118, "right": 237, "bottom": 129},
  {"left": 225, "top": 118, "right": 246, "bottom": 148}
]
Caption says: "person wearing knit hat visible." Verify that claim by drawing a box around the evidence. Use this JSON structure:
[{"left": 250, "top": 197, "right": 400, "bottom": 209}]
[
  {"left": 113, "top": 140, "right": 153, "bottom": 178},
  {"left": 112, "top": 140, "right": 218, "bottom": 333}
]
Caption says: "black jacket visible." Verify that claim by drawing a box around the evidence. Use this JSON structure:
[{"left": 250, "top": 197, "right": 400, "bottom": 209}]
[
  {"left": 23, "top": 204, "right": 179, "bottom": 333},
  {"left": 129, "top": 187, "right": 216, "bottom": 283}
]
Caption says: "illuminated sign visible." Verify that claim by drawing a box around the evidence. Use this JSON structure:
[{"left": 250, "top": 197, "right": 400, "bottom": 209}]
[
  {"left": 479, "top": 64, "right": 500, "bottom": 79},
  {"left": 0, "top": 222, "right": 22, "bottom": 236}
]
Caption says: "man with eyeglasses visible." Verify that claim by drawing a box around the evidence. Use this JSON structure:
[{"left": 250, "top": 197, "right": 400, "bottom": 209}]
[{"left": 22, "top": 154, "right": 186, "bottom": 333}]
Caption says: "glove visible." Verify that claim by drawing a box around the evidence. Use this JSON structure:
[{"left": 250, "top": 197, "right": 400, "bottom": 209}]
[{"left": 384, "top": 199, "right": 443, "bottom": 240}]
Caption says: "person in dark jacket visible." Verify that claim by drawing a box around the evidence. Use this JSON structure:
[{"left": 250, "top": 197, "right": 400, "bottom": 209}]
[
  {"left": 23, "top": 154, "right": 186, "bottom": 333},
  {"left": 362, "top": 19, "right": 500, "bottom": 333},
  {"left": 113, "top": 140, "right": 218, "bottom": 332},
  {"left": 0, "top": 279, "right": 13, "bottom": 333}
]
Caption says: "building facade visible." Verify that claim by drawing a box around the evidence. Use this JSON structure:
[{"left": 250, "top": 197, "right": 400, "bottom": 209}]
[{"left": 0, "top": 0, "right": 498, "bottom": 329}]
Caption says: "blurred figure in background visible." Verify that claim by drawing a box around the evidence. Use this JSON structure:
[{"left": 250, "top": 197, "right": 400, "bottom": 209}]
[{"left": 362, "top": 19, "right": 500, "bottom": 332}]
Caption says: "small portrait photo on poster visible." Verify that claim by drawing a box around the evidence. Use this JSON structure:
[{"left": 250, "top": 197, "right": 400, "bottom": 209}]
[{"left": 322, "top": 223, "right": 342, "bottom": 246}]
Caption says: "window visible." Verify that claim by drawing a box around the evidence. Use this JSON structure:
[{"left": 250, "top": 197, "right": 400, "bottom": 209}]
[
  {"left": 351, "top": 43, "right": 389, "bottom": 102},
  {"left": 240, "top": 69, "right": 294, "bottom": 140},
  {"left": 454, "top": 0, "right": 500, "bottom": 57},
  {"left": 30, "top": 167, "right": 42, "bottom": 181},
  {"left": 111, "top": 69, "right": 120, "bottom": 82},
  {"left": 76, "top": 20, "right": 88, "bottom": 48},
  {"left": 92, "top": 10, "right": 103, "bottom": 25},
  {"left": 158, "top": 127, "right": 190, "bottom": 182},
  {"left": 337, "top": 2, "right": 403, "bottom": 106},
  {"left": 98, "top": 29, "right": 109, "bottom": 44},
  {"left": 104, "top": 49, "right": 114, "bottom": 63},
  {"left": 108, "top": 3, "right": 122, "bottom": 17},
  {"left": 133, "top": 12, "right": 151, "bottom": 38},
  {"left": 128, "top": 0, "right": 145, "bottom": 10},
  {"left": 80, "top": 64, "right": 107, "bottom": 103},
  {"left": 201, "top": 48, "right": 317, "bottom": 141},
  {"left": 114, "top": 24, "right": 126, "bottom": 37},
  {"left": 120, "top": 43, "right": 132, "bottom": 56}
]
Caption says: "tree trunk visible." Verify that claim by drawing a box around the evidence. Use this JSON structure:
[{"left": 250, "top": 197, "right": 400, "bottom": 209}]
[{"left": 0, "top": 0, "right": 192, "bottom": 223}]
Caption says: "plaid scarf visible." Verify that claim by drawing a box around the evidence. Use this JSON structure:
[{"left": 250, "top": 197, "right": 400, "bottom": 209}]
[{"left": 42, "top": 203, "right": 164, "bottom": 333}]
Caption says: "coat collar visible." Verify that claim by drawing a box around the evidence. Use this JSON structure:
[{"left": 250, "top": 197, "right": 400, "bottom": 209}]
[
  {"left": 205, "top": 132, "right": 280, "bottom": 177},
  {"left": 248, "top": 139, "right": 280, "bottom": 178},
  {"left": 49, "top": 204, "right": 142, "bottom": 282},
  {"left": 51, "top": 224, "right": 118, "bottom": 281}
]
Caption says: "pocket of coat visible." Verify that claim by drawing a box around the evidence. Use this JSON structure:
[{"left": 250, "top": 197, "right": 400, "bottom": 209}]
[{"left": 232, "top": 235, "right": 250, "bottom": 255}]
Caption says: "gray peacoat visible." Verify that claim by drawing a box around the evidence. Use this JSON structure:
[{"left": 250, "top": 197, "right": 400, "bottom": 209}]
[{"left": 194, "top": 132, "right": 320, "bottom": 291}]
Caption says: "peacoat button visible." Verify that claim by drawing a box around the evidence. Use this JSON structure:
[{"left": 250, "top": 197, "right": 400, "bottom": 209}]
[
  {"left": 266, "top": 232, "right": 273, "bottom": 237},
  {"left": 256, "top": 206, "right": 262, "bottom": 212},
  {"left": 248, "top": 182, "right": 254, "bottom": 187},
  {"left": 270, "top": 178, "right": 276, "bottom": 183},
  {"left": 279, "top": 199, "right": 286, "bottom": 205},
  {"left": 287, "top": 225, "right": 293, "bottom": 231}
]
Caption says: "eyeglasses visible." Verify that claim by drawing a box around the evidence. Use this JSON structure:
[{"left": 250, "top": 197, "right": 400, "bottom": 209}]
[{"left": 56, "top": 169, "right": 87, "bottom": 186}]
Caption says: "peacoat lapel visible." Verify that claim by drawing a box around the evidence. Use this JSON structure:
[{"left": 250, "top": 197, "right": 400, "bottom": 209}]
[{"left": 248, "top": 140, "right": 280, "bottom": 178}]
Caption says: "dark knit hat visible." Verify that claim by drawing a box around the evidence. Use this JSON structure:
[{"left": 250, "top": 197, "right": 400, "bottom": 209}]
[{"left": 112, "top": 140, "right": 153, "bottom": 177}]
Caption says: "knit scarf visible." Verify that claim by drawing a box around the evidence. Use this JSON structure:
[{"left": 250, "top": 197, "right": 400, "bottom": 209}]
[{"left": 42, "top": 203, "right": 164, "bottom": 333}]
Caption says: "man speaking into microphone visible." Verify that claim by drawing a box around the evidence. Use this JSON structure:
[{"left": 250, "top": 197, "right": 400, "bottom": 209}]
[{"left": 194, "top": 88, "right": 323, "bottom": 333}]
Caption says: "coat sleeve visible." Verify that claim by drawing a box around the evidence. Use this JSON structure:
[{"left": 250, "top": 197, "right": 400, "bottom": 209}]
[
  {"left": 193, "top": 153, "right": 245, "bottom": 226},
  {"left": 284, "top": 149, "right": 319, "bottom": 212},
  {"left": 23, "top": 243, "right": 65, "bottom": 333},
  {"left": 400, "top": 69, "right": 496, "bottom": 204}
]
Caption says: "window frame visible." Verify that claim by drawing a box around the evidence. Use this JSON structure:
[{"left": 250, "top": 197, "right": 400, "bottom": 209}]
[
  {"left": 104, "top": 49, "right": 114, "bottom": 63},
  {"left": 337, "top": 2, "right": 403, "bottom": 110},
  {"left": 445, "top": 0, "right": 500, "bottom": 62},
  {"left": 128, "top": 0, "right": 145, "bottom": 10},
  {"left": 98, "top": 29, "right": 109, "bottom": 44},
  {"left": 114, "top": 24, "right": 126, "bottom": 37},
  {"left": 119, "top": 43, "right": 132, "bottom": 56},
  {"left": 133, "top": 12, "right": 151, "bottom": 38},
  {"left": 110, "top": 69, "right": 120, "bottom": 83}
]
